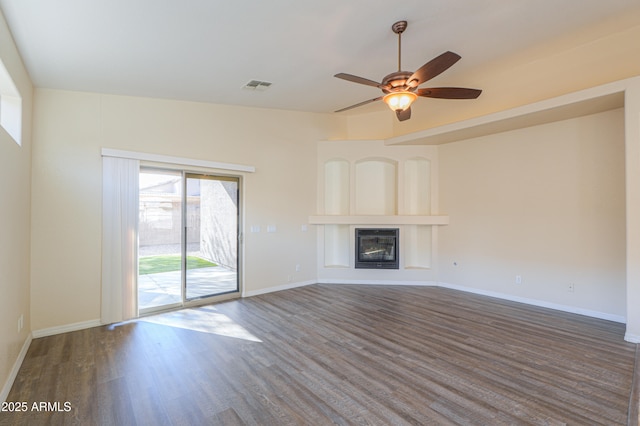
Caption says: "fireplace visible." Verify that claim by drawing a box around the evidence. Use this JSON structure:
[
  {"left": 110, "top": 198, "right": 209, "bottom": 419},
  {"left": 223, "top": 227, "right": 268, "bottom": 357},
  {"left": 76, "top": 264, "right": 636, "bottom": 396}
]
[{"left": 355, "top": 228, "right": 399, "bottom": 269}]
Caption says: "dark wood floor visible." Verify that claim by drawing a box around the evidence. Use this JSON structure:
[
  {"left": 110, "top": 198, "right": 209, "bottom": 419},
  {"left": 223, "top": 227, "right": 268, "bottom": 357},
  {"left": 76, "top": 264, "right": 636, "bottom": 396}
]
[{"left": 2, "top": 284, "right": 639, "bottom": 425}]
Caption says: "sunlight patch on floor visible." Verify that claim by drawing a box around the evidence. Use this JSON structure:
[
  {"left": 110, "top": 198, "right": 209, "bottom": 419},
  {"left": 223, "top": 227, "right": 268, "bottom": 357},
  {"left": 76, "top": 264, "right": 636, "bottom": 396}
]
[{"left": 140, "top": 306, "right": 262, "bottom": 342}]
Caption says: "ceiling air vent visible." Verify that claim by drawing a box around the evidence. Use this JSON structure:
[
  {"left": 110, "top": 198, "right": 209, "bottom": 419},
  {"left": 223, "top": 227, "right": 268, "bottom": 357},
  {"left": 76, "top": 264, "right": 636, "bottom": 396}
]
[{"left": 242, "top": 80, "right": 272, "bottom": 91}]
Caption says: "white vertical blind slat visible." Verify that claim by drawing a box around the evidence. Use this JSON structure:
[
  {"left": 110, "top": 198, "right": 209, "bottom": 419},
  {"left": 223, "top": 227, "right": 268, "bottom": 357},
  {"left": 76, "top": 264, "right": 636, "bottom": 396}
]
[{"left": 101, "top": 157, "right": 139, "bottom": 323}]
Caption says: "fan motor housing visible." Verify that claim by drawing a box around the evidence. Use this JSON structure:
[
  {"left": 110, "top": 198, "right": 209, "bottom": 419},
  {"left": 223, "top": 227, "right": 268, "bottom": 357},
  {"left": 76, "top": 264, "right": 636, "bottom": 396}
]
[{"left": 381, "top": 71, "right": 415, "bottom": 93}]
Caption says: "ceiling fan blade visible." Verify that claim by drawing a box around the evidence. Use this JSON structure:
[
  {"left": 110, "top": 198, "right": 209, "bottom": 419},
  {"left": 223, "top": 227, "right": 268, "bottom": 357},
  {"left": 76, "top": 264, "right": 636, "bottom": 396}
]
[
  {"left": 407, "top": 51, "right": 461, "bottom": 88},
  {"left": 417, "top": 87, "right": 482, "bottom": 99},
  {"left": 396, "top": 107, "right": 411, "bottom": 121},
  {"left": 334, "top": 96, "right": 383, "bottom": 113},
  {"left": 334, "top": 73, "right": 384, "bottom": 88}
]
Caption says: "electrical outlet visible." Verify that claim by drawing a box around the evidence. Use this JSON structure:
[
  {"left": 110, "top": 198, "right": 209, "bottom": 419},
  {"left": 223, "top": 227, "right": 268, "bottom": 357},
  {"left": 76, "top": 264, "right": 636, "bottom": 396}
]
[
  {"left": 287, "top": 275, "right": 293, "bottom": 282},
  {"left": 515, "top": 275, "right": 522, "bottom": 285},
  {"left": 568, "top": 283, "right": 575, "bottom": 293},
  {"left": 295, "top": 264, "right": 300, "bottom": 272},
  {"left": 18, "top": 314, "right": 23, "bottom": 332}
]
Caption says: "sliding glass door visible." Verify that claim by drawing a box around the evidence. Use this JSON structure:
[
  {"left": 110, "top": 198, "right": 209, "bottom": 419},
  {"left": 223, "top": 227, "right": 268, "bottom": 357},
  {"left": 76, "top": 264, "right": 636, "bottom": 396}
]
[
  {"left": 185, "top": 173, "right": 239, "bottom": 300},
  {"left": 138, "top": 168, "right": 240, "bottom": 314},
  {"left": 138, "top": 169, "right": 183, "bottom": 311}
]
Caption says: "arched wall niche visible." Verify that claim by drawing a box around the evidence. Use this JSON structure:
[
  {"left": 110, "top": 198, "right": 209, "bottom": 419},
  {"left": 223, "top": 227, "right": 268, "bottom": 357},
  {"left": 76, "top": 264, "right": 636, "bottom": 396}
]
[
  {"left": 324, "top": 158, "right": 350, "bottom": 215},
  {"left": 354, "top": 158, "right": 397, "bottom": 215}
]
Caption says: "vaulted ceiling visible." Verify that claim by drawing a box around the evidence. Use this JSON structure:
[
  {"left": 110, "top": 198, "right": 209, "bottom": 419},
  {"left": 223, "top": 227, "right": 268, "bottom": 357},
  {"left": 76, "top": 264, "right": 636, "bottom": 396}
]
[{"left": 1, "top": 0, "right": 640, "bottom": 117}]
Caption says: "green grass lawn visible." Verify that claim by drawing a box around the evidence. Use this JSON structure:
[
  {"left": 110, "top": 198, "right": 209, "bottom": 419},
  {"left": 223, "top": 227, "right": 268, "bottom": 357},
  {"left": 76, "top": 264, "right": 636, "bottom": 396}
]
[{"left": 139, "top": 254, "right": 217, "bottom": 275}]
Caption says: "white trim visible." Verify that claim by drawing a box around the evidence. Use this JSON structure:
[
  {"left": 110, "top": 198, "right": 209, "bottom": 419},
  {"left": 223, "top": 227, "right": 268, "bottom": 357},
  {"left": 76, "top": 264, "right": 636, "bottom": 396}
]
[
  {"left": 437, "top": 282, "right": 626, "bottom": 323},
  {"left": 319, "top": 279, "right": 438, "bottom": 286},
  {"left": 1, "top": 334, "right": 31, "bottom": 402},
  {"left": 32, "top": 319, "right": 102, "bottom": 339},
  {"left": 101, "top": 148, "right": 256, "bottom": 173},
  {"left": 624, "top": 332, "right": 640, "bottom": 343},
  {"left": 21, "top": 281, "right": 630, "bottom": 336},
  {"left": 242, "top": 280, "right": 315, "bottom": 298},
  {"left": 309, "top": 215, "right": 449, "bottom": 225}
]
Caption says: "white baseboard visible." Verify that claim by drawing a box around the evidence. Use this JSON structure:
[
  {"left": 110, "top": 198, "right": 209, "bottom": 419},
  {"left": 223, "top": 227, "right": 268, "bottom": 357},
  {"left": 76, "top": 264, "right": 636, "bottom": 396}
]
[
  {"left": 318, "top": 280, "right": 625, "bottom": 323},
  {"left": 625, "top": 332, "right": 640, "bottom": 343},
  {"left": 319, "top": 279, "right": 438, "bottom": 287},
  {"left": 437, "top": 281, "right": 626, "bottom": 323},
  {"left": 1, "top": 333, "right": 32, "bottom": 403},
  {"left": 32, "top": 319, "right": 102, "bottom": 339},
  {"left": 25, "top": 282, "right": 632, "bottom": 338},
  {"left": 242, "top": 280, "right": 316, "bottom": 298}
]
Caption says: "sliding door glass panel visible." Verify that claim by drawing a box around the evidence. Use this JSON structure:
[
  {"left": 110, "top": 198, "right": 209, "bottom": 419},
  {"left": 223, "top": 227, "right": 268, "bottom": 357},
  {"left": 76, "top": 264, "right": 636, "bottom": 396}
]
[
  {"left": 185, "top": 174, "right": 239, "bottom": 300},
  {"left": 138, "top": 169, "right": 183, "bottom": 311}
]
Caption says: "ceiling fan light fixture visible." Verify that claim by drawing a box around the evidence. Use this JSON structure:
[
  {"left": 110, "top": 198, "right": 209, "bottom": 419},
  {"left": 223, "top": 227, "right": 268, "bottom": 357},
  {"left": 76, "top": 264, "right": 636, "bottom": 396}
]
[
  {"left": 334, "top": 21, "right": 480, "bottom": 121},
  {"left": 383, "top": 91, "right": 417, "bottom": 111}
]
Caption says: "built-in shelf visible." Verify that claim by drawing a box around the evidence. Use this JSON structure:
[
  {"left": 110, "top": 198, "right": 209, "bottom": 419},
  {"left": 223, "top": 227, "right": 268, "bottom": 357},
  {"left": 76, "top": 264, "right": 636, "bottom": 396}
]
[
  {"left": 317, "top": 141, "right": 441, "bottom": 274},
  {"left": 309, "top": 215, "right": 449, "bottom": 225}
]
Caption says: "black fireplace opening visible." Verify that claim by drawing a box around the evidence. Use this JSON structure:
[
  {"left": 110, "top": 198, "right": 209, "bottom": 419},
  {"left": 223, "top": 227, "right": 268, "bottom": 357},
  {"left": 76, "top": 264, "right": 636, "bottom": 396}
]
[{"left": 355, "top": 228, "right": 399, "bottom": 269}]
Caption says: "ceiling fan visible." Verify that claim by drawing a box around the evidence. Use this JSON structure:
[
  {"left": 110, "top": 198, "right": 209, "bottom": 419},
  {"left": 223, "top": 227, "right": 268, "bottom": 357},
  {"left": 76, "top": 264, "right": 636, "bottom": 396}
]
[{"left": 334, "top": 20, "right": 482, "bottom": 122}]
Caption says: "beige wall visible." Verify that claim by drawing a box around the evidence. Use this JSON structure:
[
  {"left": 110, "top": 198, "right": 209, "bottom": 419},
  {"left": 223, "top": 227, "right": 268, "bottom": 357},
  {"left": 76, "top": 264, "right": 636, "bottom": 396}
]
[
  {"left": 438, "top": 109, "right": 626, "bottom": 318},
  {"left": 30, "top": 89, "right": 339, "bottom": 330},
  {"left": 0, "top": 10, "right": 32, "bottom": 399}
]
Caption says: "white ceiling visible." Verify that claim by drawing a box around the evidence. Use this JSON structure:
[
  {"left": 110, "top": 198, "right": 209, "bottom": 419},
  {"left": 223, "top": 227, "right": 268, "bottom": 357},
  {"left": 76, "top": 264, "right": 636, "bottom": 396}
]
[{"left": 1, "top": 0, "right": 639, "bottom": 114}]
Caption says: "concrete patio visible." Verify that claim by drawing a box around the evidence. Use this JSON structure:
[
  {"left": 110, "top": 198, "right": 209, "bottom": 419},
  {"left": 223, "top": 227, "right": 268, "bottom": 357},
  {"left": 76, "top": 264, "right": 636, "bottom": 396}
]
[{"left": 138, "top": 265, "right": 237, "bottom": 311}]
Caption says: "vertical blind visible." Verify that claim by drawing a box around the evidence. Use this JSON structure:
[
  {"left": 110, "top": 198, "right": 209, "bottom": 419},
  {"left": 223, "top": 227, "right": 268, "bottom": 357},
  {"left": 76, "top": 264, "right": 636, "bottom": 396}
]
[{"left": 101, "top": 156, "right": 139, "bottom": 324}]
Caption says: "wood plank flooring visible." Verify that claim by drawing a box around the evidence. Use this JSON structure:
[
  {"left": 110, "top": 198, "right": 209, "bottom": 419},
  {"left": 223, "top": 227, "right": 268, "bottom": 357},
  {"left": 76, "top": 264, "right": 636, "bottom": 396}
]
[{"left": 2, "top": 284, "right": 638, "bottom": 425}]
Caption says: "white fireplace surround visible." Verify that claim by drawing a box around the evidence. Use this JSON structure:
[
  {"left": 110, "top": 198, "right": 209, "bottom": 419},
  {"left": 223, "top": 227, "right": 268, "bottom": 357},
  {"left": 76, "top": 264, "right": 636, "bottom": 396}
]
[{"left": 313, "top": 139, "right": 445, "bottom": 284}]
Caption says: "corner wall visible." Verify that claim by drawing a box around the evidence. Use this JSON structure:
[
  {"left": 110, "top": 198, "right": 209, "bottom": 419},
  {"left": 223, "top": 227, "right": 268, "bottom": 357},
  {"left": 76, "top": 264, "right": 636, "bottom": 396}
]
[
  {"left": 437, "top": 109, "right": 626, "bottom": 320},
  {"left": 0, "top": 9, "right": 32, "bottom": 400},
  {"left": 315, "top": 140, "right": 441, "bottom": 284}
]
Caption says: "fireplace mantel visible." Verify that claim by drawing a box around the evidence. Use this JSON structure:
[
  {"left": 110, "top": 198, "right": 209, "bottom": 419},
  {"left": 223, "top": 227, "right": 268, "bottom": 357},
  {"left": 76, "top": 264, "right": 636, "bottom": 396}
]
[{"left": 308, "top": 215, "right": 448, "bottom": 225}]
